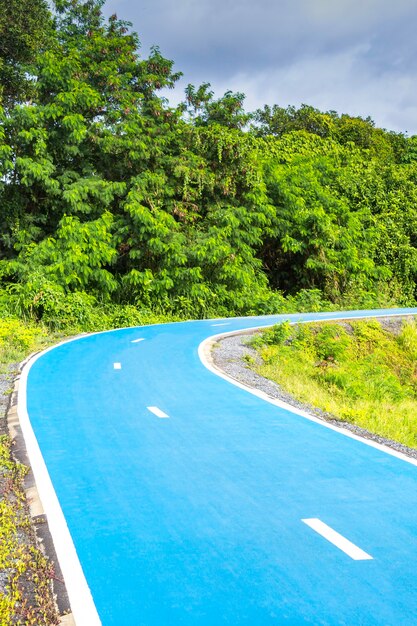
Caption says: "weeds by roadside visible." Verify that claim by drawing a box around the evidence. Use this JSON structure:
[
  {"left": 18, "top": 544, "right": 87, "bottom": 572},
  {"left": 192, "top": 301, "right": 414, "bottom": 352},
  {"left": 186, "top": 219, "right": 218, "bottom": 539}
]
[
  {"left": 0, "top": 436, "right": 60, "bottom": 625},
  {"left": 250, "top": 318, "right": 417, "bottom": 448}
]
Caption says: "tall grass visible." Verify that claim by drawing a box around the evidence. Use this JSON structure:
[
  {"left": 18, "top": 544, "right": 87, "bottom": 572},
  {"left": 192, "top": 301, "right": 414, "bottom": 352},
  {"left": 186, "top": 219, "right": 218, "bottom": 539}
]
[{"left": 252, "top": 318, "right": 417, "bottom": 448}]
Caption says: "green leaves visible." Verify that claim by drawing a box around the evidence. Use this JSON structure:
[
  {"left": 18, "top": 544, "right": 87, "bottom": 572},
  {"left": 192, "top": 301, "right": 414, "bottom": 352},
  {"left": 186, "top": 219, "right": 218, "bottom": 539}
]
[
  {"left": 259, "top": 131, "right": 417, "bottom": 302},
  {"left": 0, "top": 0, "right": 53, "bottom": 107},
  {"left": 1, "top": 0, "right": 417, "bottom": 321},
  {"left": 6, "top": 213, "right": 117, "bottom": 296}
]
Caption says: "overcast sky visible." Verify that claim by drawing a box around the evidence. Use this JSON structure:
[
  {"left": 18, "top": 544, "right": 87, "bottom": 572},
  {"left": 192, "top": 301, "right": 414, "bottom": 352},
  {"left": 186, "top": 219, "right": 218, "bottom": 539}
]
[{"left": 103, "top": 0, "right": 417, "bottom": 135}]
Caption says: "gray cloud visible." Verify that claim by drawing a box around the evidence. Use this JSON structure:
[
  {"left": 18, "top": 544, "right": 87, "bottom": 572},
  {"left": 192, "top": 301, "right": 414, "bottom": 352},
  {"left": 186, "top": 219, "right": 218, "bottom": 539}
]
[{"left": 104, "top": 0, "right": 417, "bottom": 133}]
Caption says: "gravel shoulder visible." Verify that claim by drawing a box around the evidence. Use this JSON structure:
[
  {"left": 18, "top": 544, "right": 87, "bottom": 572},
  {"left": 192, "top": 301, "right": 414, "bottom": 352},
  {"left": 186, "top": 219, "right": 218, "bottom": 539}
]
[{"left": 211, "top": 316, "right": 417, "bottom": 461}]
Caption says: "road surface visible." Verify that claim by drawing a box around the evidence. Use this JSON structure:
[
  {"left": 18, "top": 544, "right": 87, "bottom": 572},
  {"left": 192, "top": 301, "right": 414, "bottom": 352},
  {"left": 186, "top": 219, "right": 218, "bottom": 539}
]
[{"left": 19, "top": 308, "right": 417, "bottom": 625}]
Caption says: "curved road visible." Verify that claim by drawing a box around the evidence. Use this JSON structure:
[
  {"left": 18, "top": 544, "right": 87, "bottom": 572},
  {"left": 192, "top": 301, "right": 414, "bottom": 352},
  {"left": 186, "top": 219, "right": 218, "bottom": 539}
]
[{"left": 19, "top": 308, "right": 417, "bottom": 625}]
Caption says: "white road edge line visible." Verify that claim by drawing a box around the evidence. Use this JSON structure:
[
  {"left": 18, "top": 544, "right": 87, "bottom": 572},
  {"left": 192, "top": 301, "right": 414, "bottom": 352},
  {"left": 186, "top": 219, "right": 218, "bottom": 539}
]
[
  {"left": 302, "top": 518, "right": 373, "bottom": 560},
  {"left": 198, "top": 310, "right": 417, "bottom": 468},
  {"left": 18, "top": 347, "right": 102, "bottom": 626},
  {"left": 147, "top": 406, "right": 169, "bottom": 418},
  {"left": 113, "top": 362, "right": 122, "bottom": 369},
  {"left": 131, "top": 338, "right": 145, "bottom": 343}
]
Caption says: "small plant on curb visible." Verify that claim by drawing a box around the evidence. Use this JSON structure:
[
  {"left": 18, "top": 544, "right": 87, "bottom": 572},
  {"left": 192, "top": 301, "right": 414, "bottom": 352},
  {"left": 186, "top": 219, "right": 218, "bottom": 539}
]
[{"left": 242, "top": 353, "right": 256, "bottom": 367}]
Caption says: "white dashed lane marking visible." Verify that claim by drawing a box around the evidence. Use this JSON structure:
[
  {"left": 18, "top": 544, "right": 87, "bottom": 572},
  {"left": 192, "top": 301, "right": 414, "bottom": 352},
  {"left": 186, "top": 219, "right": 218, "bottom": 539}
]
[
  {"left": 113, "top": 363, "right": 122, "bottom": 370},
  {"left": 147, "top": 406, "right": 170, "bottom": 418},
  {"left": 302, "top": 518, "right": 373, "bottom": 561},
  {"left": 131, "top": 338, "right": 145, "bottom": 343}
]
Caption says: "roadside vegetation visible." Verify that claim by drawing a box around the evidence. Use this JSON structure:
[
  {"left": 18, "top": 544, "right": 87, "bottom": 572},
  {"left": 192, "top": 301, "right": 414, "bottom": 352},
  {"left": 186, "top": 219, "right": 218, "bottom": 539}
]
[
  {"left": 1, "top": 0, "right": 417, "bottom": 330},
  {"left": 0, "top": 320, "right": 60, "bottom": 624},
  {"left": 0, "top": 436, "right": 60, "bottom": 625},
  {"left": 250, "top": 318, "right": 417, "bottom": 449}
]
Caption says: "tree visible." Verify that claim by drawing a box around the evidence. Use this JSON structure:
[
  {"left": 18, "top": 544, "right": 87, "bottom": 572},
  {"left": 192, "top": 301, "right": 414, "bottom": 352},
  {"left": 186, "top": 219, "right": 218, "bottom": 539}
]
[
  {"left": 1, "top": 0, "right": 272, "bottom": 315},
  {"left": 1, "top": 0, "right": 181, "bottom": 288},
  {"left": 183, "top": 83, "right": 251, "bottom": 129},
  {"left": 259, "top": 132, "right": 380, "bottom": 299},
  {"left": 252, "top": 104, "right": 337, "bottom": 138},
  {"left": 1, "top": 0, "right": 416, "bottom": 320},
  {"left": 0, "top": 0, "right": 52, "bottom": 106},
  {"left": 252, "top": 104, "right": 407, "bottom": 164}
]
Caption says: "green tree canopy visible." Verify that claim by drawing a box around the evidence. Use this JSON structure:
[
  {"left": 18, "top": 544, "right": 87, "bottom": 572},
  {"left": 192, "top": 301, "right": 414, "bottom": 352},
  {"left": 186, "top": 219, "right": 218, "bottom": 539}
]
[
  {"left": 0, "top": 0, "right": 52, "bottom": 106},
  {"left": 1, "top": 0, "right": 417, "bottom": 323}
]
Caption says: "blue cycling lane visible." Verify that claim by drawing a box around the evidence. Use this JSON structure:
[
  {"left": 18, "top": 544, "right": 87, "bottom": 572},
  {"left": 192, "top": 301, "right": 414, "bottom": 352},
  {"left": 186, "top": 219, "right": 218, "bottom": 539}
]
[{"left": 22, "top": 308, "right": 417, "bottom": 625}]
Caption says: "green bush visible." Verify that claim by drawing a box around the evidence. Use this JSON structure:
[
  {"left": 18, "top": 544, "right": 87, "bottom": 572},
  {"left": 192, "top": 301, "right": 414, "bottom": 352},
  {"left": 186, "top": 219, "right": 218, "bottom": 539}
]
[
  {"left": 397, "top": 319, "right": 417, "bottom": 361},
  {"left": 313, "top": 324, "right": 351, "bottom": 361},
  {"left": 0, "top": 318, "right": 43, "bottom": 351},
  {"left": 108, "top": 305, "right": 178, "bottom": 328},
  {"left": 0, "top": 318, "right": 46, "bottom": 366}
]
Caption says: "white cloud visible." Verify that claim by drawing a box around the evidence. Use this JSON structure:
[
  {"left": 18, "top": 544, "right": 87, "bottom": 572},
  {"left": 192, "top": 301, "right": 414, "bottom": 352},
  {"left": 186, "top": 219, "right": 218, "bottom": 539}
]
[
  {"left": 180, "top": 44, "right": 417, "bottom": 133},
  {"left": 105, "top": 0, "right": 417, "bottom": 134}
]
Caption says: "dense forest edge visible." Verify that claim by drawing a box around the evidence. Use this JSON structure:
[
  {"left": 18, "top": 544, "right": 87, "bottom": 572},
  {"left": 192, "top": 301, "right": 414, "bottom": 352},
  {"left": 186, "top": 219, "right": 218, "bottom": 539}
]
[
  {"left": 1, "top": 0, "right": 417, "bottom": 339},
  {"left": 1, "top": 0, "right": 417, "bottom": 620}
]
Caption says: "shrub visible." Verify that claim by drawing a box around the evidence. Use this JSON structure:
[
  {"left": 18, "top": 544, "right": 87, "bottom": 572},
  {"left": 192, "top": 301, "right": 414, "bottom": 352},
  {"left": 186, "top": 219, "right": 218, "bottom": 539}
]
[
  {"left": 397, "top": 319, "right": 417, "bottom": 361},
  {"left": 0, "top": 318, "right": 46, "bottom": 366}
]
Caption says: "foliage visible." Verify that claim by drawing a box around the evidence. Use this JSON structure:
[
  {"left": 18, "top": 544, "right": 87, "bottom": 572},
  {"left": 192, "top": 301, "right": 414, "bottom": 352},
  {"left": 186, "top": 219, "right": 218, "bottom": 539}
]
[
  {"left": 0, "top": 436, "right": 59, "bottom": 625},
  {"left": 250, "top": 321, "right": 292, "bottom": 348},
  {"left": 252, "top": 319, "right": 417, "bottom": 448},
  {"left": 0, "top": 0, "right": 53, "bottom": 107},
  {"left": 259, "top": 131, "right": 417, "bottom": 303},
  {"left": 0, "top": 0, "right": 417, "bottom": 325},
  {"left": 183, "top": 83, "right": 251, "bottom": 129},
  {"left": 252, "top": 103, "right": 408, "bottom": 162},
  {"left": 0, "top": 316, "right": 46, "bottom": 368}
]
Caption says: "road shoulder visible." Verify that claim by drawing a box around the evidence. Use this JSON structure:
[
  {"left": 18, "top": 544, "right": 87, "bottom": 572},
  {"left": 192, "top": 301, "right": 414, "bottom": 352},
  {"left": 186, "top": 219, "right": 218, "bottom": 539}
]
[{"left": 210, "top": 319, "right": 417, "bottom": 462}]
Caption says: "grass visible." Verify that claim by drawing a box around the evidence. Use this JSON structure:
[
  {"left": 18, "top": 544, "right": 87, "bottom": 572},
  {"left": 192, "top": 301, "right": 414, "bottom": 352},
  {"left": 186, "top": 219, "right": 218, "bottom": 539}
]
[
  {"left": 250, "top": 317, "right": 417, "bottom": 449},
  {"left": 0, "top": 319, "right": 45, "bottom": 373}
]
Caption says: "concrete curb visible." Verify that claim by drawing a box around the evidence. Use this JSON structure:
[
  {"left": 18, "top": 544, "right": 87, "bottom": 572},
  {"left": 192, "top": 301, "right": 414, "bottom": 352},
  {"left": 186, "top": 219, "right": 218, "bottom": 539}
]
[{"left": 7, "top": 355, "right": 75, "bottom": 626}]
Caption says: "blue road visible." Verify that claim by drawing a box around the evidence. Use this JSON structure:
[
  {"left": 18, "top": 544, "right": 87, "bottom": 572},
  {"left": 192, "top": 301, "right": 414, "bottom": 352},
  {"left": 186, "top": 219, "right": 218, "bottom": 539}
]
[{"left": 23, "top": 308, "right": 417, "bottom": 625}]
